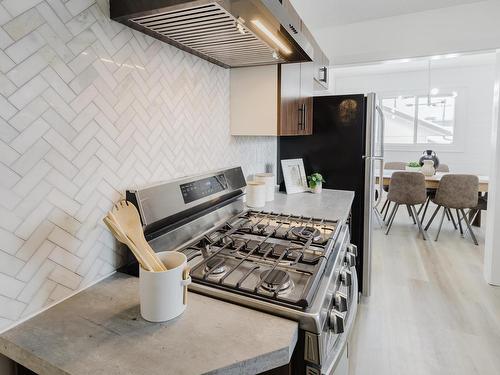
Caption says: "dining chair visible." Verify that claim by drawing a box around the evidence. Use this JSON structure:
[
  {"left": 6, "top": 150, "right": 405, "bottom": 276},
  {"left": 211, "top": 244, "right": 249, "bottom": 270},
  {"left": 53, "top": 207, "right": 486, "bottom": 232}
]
[
  {"left": 418, "top": 163, "right": 451, "bottom": 223},
  {"left": 424, "top": 174, "right": 479, "bottom": 244},
  {"left": 436, "top": 164, "right": 450, "bottom": 172},
  {"left": 380, "top": 162, "right": 407, "bottom": 220},
  {"left": 385, "top": 172, "right": 428, "bottom": 240}
]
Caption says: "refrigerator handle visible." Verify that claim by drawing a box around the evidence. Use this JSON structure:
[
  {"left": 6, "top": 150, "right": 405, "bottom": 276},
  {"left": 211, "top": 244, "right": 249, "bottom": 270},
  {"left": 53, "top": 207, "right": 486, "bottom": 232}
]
[{"left": 373, "top": 104, "right": 385, "bottom": 208}]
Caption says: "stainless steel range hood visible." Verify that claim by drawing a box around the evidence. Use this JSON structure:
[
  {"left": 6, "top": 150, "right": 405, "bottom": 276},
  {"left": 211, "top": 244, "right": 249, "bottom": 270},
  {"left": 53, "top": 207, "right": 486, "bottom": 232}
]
[{"left": 110, "top": 0, "right": 313, "bottom": 68}]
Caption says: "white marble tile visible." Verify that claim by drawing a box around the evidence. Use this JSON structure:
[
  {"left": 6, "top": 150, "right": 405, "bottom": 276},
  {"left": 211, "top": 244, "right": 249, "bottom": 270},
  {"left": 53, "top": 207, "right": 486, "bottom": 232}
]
[
  {"left": 2, "top": 8, "right": 44, "bottom": 40},
  {"left": 0, "top": 49, "right": 15, "bottom": 73},
  {"left": 4, "top": 30, "right": 46, "bottom": 64},
  {"left": 0, "top": 295, "right": 26, "bottom": 321},
  {"left": 0, "top": 94, "right": 17, "bottom": 121},
  {"left": 10, "top": 138, "right": 50, "bottom": 176},
  {"left": 8, "top": 75, "right": 49, "bottom": 110},
  {"left": 65, "top": 0, "right": 94, "bottom": 17},
  {"left": 43, "top": 128, "right": 77, "bottom": 160},
  {"left": 47, "top": 188, "right": 79, "bottom": 216},
  {"left": 21, "top": 279, "right": 56, "bottom": 317},
  {"left": 17, "top": 259, "right": 56, "bottom": 303},
  {"left": 0, "top": 25, "right": 14, "bottom": 49},
  {"left": 49, "top": 265, "right": 81, "bottom": 289},
  {"left": 9, "top": 117, "right": 50, "bottom": 153},
  {"left": 0, "top": 227, "right": 23, "bottom": 255},
  {"left": 2, "top": 0, "right": 43, "bottom": 18},
  {"left": 36, "top": 2, "right": 71, "bottom": 42},
  {"left": 12, "top": 159, "right": 51, "bottom": 197},
  {"left": 44, "top": 149, "right": 78, "bottom": 178},
  {"left": 15, "top": 201, "right": 53, "bottom": 240},
  {"left": 9, "top": 96, "right": 49, "bottom": 132},
  {"left": 46, "top": 0, "right": 71, "bottom": 23},
  {"left": 6, "top": 49, "right": 49, "bottom": 87},
  {"left": 65, "top": 8, "right": 95, "bottom": 36},
  {"left": 0, "top": 272, "right": 24, "bottom": 299},
  {"left": 48, "top": 246, "right": 80, "bottom": 272},
  {"left": 16, "top": 241, "right": 54, "bottom": 282},
  {"left": 0, "top": 4, "right": 13, "bottom": 25},
  {"left": 42, "top": 108, "right": 76, "bottom": 142},
  {"left": 48, "top": 226, "right": 81, "bottom": 253}
]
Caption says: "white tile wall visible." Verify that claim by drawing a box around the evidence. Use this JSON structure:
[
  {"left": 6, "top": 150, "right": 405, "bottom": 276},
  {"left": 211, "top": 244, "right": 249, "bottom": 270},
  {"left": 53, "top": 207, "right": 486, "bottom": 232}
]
[{"left": 0, "top": 0, "right": 276, "bottom": 331}]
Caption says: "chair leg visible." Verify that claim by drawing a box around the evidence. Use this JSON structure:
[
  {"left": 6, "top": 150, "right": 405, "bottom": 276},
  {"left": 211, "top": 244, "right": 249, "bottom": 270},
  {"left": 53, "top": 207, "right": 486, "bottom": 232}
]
[
  {"left": 380, "top": 199, "right": 389, "bottom": 215},
  {"left": 445, "top": 209, "right": 451, "bottom": 222},
  {"left": 435, "top": 208, "right": 447, "bottom": 241},
  {"left": 407, "top": 205, "right": 416, "bottom": 224},
  {"left": 385, "top": 204, "right": 400, "bottom": 235},
  {"left": 383, "top": 201, "right": 392, "bottom": 222},
  {"left": 420, "top": 197, "right": 431, "bottom": 223},
  {"left": 456, "top": 208, "right": 464, "bottom": 236},
  {"left": 425, "top": 205, "right": 441, "bottom": 231},
  {"left": 460, "top": 208, "right": 479, "bottom": 246},
  {"left": 447, "top": 208, "right": 458, "bottom": 230},
  {"left": 411, "top": 205, "right": 427, "bottom": 241}
]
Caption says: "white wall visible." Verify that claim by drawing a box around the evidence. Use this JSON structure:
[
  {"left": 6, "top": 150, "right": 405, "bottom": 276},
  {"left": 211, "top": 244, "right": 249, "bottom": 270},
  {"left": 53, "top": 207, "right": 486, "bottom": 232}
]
[
  {"left": 0, "top": 0, "right": 276, "bottom": 332},
  {"left": 314, "top": 0, "right": 500, "bottom": 65},
  {"left": 332, "top": 57, "right": 495, "bottom": 175},
  {"left": 484, "top": 50, "right": 500, "bottom": 286}
]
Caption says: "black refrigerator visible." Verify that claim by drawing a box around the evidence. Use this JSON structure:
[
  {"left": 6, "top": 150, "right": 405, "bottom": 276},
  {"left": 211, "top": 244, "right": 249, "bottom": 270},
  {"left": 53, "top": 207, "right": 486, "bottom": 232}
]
[{"left": 277, "top": 93, "right": 384, "bottom": 296}]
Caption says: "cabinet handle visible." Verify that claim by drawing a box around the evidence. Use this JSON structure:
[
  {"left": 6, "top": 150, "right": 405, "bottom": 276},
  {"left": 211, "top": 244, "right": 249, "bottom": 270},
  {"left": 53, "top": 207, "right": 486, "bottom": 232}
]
[
  {"left": 298, "top": 105, "right": 303, "bottom": 130},
  {"left": 303, "top": 103, "right": 307, "bottom": 131}
]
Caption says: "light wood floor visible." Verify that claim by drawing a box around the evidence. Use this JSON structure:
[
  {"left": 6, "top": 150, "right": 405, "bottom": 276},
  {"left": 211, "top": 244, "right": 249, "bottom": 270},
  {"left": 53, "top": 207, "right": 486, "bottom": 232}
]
[{"left": 349, "top": 204, "right": 500, "bottom": 375}]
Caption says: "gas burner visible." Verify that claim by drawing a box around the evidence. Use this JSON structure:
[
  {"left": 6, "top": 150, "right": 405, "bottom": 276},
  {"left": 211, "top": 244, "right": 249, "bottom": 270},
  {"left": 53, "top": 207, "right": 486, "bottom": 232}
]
[
  {"left": 291, "top": 226, "right": 321, "bottom": 241},
  {"left": 205, "top": 257, "right": 227, "bottom": 276},
  {"left": 259, "top": 269, "right": 292, "bottom": 294}
]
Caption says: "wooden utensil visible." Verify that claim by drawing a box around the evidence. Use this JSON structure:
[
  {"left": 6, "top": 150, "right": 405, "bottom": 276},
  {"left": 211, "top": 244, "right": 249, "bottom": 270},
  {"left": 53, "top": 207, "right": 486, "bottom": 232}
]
[
  {"left": 111, "top": 201, "right": 167, "bottom": 272},
  {"left": 103, "top": 216, "right": 154, "bottom": 271},
  {"left": 182, "top": 267, "right": 190, "bottom": 305}
]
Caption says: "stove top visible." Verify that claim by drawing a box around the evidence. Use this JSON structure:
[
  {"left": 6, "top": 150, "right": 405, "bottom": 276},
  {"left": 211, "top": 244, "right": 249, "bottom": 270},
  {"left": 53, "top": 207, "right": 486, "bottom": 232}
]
[{"left": 178, "top": 211, "right": 340, "bottom": 309}]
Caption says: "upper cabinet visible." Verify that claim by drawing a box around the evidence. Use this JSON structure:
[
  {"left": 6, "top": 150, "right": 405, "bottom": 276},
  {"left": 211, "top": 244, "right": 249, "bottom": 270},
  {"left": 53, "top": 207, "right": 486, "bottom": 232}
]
[
  {"left": 229, "top": 0, "right": 329, "bottom": 136},
  {"left": 230, "top": 62, "right": 313, "bottom": 136}
]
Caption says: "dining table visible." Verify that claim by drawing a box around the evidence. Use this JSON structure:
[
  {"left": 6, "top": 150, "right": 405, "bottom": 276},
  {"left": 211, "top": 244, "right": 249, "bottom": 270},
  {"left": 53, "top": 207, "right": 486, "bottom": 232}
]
[
  {"left": 377, "top": 170, "right": 489, "bottom": 193},
  {"left": 376, "top": 169, "right": 489, "bottom": 227}
]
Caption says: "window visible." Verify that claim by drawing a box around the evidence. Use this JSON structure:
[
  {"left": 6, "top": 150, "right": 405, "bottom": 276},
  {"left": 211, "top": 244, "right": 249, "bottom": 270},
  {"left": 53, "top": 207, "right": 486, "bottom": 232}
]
[{"left": 381, "top": 93, "right": 456, "bottom": 145}]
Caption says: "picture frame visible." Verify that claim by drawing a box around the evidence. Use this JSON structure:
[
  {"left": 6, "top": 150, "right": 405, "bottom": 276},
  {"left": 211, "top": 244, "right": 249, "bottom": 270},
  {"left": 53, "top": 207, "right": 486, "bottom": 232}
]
[{"left": 281, "top": 158, "right": 308, "bottom": 194}]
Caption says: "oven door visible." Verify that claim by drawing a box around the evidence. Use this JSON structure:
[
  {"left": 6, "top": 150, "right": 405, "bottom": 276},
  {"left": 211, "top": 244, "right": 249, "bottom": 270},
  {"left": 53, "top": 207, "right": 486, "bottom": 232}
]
[{"left": 322, "top": 267, "right": 359, "bottom": 375}]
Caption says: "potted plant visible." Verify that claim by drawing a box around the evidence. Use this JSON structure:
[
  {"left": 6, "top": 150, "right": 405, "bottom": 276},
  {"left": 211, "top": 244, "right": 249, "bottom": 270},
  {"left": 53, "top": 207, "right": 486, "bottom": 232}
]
[
  {"left": 308, "top": 173, "right": 325, "bottom": 194},
  {"left": 405, "top": 161, "right": 421, "bottom": 172}
]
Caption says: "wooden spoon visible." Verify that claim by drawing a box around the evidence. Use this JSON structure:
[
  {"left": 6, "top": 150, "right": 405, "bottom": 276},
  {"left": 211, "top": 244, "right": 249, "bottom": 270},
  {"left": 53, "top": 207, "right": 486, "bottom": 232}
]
[
  {"left": 111, "top": 201, "right": 167, "bottom": 272},
  {"left": 103, "top": 216, "right": 153, "bottom": 271}
]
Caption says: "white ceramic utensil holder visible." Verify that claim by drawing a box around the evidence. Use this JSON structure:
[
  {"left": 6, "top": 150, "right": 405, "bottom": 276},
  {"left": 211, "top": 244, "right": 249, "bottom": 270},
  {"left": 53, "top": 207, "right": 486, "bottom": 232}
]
[
  {"left": 255, "top": 173, "right": 275, "bottom": 201},
  {"left": 139, "top": 251, "right": 191, "bottom": 323},
  {"left": 246, "top": 181, "right": 266, "bottom": 208}
]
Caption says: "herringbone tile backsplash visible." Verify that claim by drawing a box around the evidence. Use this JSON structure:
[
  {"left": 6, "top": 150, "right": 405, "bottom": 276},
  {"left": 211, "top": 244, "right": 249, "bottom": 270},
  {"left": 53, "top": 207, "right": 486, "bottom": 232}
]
[{"left": 0, "top": 0, "right": 276, "bottom": 331}]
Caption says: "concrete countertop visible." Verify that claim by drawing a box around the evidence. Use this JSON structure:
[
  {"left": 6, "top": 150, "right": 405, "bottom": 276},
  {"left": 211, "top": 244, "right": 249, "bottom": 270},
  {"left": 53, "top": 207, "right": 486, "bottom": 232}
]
[
  {"left": 260, "top": 189, "right": 354, "bottom": 223},
  {"left": 0, "top": 273, "right": 298, "bottom": 375}
]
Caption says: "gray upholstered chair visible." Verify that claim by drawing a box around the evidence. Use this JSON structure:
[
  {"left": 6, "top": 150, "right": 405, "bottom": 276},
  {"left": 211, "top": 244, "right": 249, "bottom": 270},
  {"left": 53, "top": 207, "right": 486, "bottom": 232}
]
[
  {"left": 436, "top": 164, "right": 450, "bottom": 172},
  {"left": 385, "top": 172, "right": 428, "bottom": 239},
  {"left": 424, "top": 174, "right": 479, "bottom": 244},
  {"left": 380, "top": 162, "right": 407, "bottom": 219}
]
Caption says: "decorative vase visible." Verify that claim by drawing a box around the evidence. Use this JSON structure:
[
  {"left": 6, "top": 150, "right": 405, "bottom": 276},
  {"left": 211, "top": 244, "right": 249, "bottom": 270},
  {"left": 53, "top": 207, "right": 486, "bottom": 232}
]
[
  {"left": 311, "top": 182, "right": 322, "bottom": 194},
  {"left": 405, "top": 166, "right": 421, "bottom": 172},
  {"left": 421, "top": 160, "right": 435, "bottom": 176},
  {"left": 419, "top": 150, "right": 440, "bottom": 169}
]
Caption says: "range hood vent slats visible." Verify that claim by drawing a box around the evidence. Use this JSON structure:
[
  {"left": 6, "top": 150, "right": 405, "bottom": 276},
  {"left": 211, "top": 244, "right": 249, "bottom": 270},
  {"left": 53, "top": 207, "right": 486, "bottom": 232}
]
[{"left": 130, "top": 2, "right": 284, "bottom": 68}]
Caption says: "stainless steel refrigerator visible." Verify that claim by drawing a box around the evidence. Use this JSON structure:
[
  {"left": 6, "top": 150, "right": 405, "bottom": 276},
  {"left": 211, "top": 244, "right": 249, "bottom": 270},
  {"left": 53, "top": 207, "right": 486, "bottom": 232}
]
[{"left": 277, "top": 93, "right": 385, "bottom": 296}]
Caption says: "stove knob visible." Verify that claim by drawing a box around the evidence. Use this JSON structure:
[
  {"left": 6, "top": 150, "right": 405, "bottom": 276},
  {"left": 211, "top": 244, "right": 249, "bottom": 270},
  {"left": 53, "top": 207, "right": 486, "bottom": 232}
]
[
  {"left": 341, "top": 268, "right": 352, "bottom": 287},
  {"left": 345, "top": 252, "right": 356, "bottom": 268},
  {"left": 328, "top": 309, "right": 345, "bottom": 334},
  {"left": 347, "top": 244, "right": 358, "bottom": 256},
  {"left": 334, "top": 291, "right": 348, "bottom": 312}
]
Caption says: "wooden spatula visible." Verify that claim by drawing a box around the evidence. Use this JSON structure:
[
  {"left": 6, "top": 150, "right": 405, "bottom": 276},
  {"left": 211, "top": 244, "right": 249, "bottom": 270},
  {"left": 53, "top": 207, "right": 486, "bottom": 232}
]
[
  {"left": 103, "top": 216, "right": 153, "bottom": 271},
  {"left": 111, "top": 201, "right": 167, "bottom": 272}
]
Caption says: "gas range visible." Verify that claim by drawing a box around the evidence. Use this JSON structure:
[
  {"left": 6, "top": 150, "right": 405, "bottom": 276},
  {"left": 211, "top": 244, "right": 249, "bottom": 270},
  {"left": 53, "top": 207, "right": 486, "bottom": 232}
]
[
  {"left": 123, "top": 167, "right": 358, "bottom": 374},
  {"left": 179, "top": 211, "right": 340, "bottom": 311}
]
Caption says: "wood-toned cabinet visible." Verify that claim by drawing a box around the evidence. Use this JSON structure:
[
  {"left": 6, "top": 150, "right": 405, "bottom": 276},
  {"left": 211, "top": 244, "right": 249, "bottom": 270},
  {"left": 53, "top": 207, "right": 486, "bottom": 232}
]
[{"left": 230, "top": 62, "right": 313, "bottom": 136}]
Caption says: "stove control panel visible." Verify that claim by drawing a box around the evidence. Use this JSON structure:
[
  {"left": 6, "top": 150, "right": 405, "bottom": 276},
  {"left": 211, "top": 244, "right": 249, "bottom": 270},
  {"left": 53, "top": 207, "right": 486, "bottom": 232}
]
[{"left": 180, "top": 174, "right": 228, "bottom": 204}]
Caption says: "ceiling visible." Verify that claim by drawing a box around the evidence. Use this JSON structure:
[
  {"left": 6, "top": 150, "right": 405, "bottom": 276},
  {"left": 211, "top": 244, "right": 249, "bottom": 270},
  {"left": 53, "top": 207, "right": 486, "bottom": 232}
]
[
  {"left": 290, "top": 0, "right": 487, "bottom": 29},
  {"left": 332, "top": 51, "right": 496, "bottom": 77}
]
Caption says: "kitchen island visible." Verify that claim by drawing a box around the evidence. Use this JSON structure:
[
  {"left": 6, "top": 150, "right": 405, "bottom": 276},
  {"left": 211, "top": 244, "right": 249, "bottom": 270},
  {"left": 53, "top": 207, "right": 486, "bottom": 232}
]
[{"left": 0, "top": 189, "right": 354, "bottom": 375}]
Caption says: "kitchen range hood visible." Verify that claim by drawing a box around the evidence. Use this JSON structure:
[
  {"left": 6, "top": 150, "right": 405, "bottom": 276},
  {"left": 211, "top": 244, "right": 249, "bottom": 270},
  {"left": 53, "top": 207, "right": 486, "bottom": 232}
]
[{"left": 110, "top": 0, "right": 313, "bottom": 68}]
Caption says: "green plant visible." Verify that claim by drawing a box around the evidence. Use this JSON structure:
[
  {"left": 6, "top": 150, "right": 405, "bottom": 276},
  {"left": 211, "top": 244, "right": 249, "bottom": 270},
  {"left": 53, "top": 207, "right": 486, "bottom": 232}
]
[
  {"left": 308, "top": 173, "right": 325, "bottom": 188},
  {"left": 407, "top": 161, "right": 420, "bottom": 168}
]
